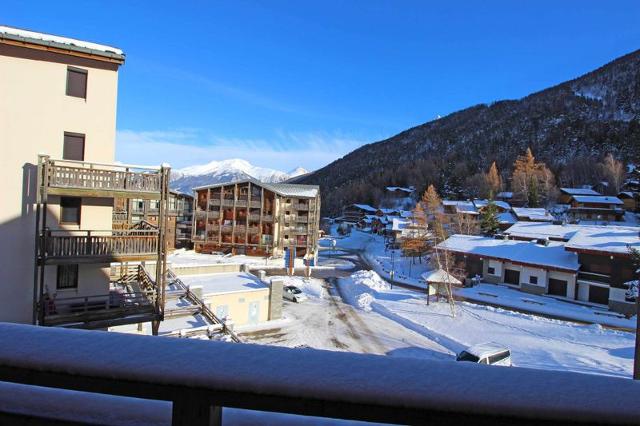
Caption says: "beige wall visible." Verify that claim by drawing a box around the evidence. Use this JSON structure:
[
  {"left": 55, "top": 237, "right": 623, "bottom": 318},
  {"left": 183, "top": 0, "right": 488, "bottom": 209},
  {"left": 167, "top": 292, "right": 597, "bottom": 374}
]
[
  {"left": 204, "top": 289, "right": 270, "bottom": 326},
  {"left": 0, "top": 49, "right": 119, "bottom": 323}
]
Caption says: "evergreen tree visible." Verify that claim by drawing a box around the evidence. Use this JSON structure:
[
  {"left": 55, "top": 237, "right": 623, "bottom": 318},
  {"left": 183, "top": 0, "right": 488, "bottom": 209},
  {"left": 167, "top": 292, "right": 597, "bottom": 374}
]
[{"left": 480, "top": 201, "right": 500, "bottom": 235}]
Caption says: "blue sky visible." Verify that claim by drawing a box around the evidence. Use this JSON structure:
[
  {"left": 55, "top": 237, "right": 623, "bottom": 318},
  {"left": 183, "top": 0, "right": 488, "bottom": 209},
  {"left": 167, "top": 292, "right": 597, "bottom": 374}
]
[{"left": 5, "top": 1, "right": 640, "bottom": 172}]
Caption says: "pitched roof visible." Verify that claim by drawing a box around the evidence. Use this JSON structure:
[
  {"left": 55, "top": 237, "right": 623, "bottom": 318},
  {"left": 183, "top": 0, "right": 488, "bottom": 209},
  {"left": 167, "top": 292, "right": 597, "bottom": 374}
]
[
  {"left": 421, "top": 269, "right": 462, "bottom": 285},
  {"left": 511, "top": 207, "right": 554, "bottom": 221},
  {"left": 564, "top": 226, "right": 640, "bottom": 255},
  {"left": 560, "top": 188, "right": 600, "bottom": 196},
  {"left": 438, "top": 234, "right": 579, "bottom": 271},
  {"left": 351, "top": 204, "right": 377, "bottom": 212},
  {"left": 571, "top": 195, "right": 623, "bottom": 205}
]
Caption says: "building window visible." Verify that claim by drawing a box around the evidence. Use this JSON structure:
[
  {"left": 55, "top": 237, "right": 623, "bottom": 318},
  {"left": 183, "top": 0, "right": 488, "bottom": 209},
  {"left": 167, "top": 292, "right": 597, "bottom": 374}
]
[
  {"left": 487, "top": 267, "right": 495, "bottom": 275},
  {"left": 60, "top": 197, "right": 81, "bottom": 224},
  {"left": 529, "top": 276, "right": 538, "bottom": 285},
  {"left": 63, "top": 132, "right": 85, "bottom": 161},
  {"left": 284, "top": 235, "right": 289, "bottom": 239},
  {"left": 57, "top": 265, "right": 78, "bottom": 290},
  {"left": 66, "top": 67, "right": 88, "bottom": 98}
]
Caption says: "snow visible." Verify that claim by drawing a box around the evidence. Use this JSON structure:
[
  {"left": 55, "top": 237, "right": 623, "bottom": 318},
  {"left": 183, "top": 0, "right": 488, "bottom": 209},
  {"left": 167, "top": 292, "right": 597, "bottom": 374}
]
[
  {"left": 173, "top": 158, "right": 290, "bottom": 182},
  {"left": 0, "top": 25, "right": 123, "bottom": 55},
  {"left": 472, "top": 199, "right": 511, "bottom": 210},
  {"left": 179, "top": 272, "right": 268, "bottom": 296},
  {"left": 511, "top": 207, "right": 554, "bottom": 221},
  {"left": 560, "top": 187, "right": 601, "bottom": 196},
  {"left": 565, "top": 226, "right": 640, "bottom": 254},
  {"left": 505, "top": 222, "right": 582, "bottom": 241},
  {"left": 422, "top": 269, "right": 461, "bottom": 285},
  {"left": 571, "top": 195, "right": 623, "bottom": 205},
  {"left": 269, "top": 275, "right": 327, "bottom": 298},
  {"left": 386, "top": 186, "right": 414, "bottom": 194},
  {"left": 439, "top": 234, "right": 580, "bottom": 271},
  {"left": 351, "top": 204, "right": 377, "bottom": 212},
  {"left": 336, "top": 279, "right": 636, "bottom": 378},
  {"left": 169, "top": 249, "right": 305, "bottom": 269},
  {"left": 457, "top": 283, "right": 636, "bottom": 329}
]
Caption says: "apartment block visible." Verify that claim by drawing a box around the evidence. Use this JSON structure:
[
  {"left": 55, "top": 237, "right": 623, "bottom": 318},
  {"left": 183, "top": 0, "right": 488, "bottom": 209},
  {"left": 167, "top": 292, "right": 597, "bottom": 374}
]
[
  {"left": 0, "top": 26, "right": 169, "bottom": 331},
  {"left": 114, "top": 190, "right": 194, "bottom": 250},
  {"left": 193, "top": 179, "right": 320, "bottom": 259}
]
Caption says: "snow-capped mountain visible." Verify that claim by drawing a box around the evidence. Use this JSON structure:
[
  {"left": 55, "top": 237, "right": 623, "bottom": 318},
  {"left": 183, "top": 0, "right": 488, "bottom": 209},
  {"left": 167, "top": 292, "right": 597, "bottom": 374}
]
[{"left": 170, "top": 159, "right": 309, "bottom": 193}]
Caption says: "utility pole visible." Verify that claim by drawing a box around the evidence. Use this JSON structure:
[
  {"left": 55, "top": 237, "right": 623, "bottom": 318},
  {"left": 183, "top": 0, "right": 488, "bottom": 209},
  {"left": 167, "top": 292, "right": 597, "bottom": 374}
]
[{"left": 390, "top": 249, "right": 395, "bottom": 290}]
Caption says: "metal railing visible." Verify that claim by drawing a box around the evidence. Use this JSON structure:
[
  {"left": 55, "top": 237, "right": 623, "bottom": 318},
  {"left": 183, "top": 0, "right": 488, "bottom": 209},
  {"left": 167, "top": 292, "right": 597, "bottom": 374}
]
[
  {"left": 1, "top": 323, "right": 639, "bottom": 426},
  {"left": 41, "top": 156, "right": 163, "bottom": 195},
  {"left": 577, "top": 271, "right": 612, "bottom": 284},
  {"left": 41, "top": 229, "right": 159, "bottom": 261}
]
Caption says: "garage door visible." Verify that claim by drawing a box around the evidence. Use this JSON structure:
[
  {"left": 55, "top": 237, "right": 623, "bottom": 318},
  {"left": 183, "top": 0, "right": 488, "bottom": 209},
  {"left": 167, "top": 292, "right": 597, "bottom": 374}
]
[
  {"left": 588, "top": 285, "right": 609, "bottom": 305},
  {"left": 504, "top": 269, "right": 520, "bottom": 285},
  {"left": 547, "top": 279, "right": 568, "bottom": 297}
]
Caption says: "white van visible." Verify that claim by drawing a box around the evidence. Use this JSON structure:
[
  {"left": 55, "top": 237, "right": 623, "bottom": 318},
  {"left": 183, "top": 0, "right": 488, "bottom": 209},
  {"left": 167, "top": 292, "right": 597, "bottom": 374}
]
[{"left": 456, "top": 343, "right": 512, "bottom": 366}]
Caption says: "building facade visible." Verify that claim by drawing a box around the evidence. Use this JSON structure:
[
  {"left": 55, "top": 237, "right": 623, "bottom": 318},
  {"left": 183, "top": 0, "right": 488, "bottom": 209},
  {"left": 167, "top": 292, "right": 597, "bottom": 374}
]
[
  {"left": 114, "top": 191, "right": 194, "bottom": 250},
  {"left": 0, "top": 26, "right": 169, "bottom": 330},
  {"left": 193, "top": 179, "right": 320, "bottom": 259}
]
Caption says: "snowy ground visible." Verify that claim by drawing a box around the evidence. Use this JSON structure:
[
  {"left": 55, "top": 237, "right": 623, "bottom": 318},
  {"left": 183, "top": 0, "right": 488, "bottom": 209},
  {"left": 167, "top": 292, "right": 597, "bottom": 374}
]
[
  {"left": 168, "top": 248, "right": 305, "bottom": 269},
  {"left": 238, "top": 275, "right": 451, "bottom": 361},
  {"left": 338, "top": 270, "right": 635, "bottom": 378}
]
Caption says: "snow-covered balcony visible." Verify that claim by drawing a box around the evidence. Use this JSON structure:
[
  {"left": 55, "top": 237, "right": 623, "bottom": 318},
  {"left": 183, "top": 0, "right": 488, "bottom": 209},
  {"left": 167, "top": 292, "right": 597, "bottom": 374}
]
[{"left": 0, "top": 323, "right": 639, "bottom": 425}]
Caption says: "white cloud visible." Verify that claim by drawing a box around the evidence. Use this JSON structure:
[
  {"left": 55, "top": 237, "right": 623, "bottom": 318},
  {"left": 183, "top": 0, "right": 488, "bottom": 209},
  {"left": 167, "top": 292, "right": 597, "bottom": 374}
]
[{"left": 115, "top": 128, "right": 367, "bottom": 171}]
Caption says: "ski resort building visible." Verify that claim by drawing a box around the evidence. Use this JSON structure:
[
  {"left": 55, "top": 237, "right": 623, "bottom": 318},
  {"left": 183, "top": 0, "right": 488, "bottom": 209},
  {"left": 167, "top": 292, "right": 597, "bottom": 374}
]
[
  {"left": 439, "top": 222, "right": 640, "bottom": 315},
  {"left": 342, "top": 203, "right": 377, "bottom": 223},
  {"left": 192, "top": 179, "right": 321, "bottom": 259},
  {"left": 113, "top": 190, "right": 194, "bottom": 250},
  {"left": 0, "top": 26, "right": 170, "bottom": 331},
  {"left": 558, "top": 187, "right": 601, "bottom": 204}
]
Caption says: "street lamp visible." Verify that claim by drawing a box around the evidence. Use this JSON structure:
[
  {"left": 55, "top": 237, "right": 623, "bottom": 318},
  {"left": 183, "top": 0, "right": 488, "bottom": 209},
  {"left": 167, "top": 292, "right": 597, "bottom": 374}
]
[{"left": 390, "top": 249, "right": 395, "bottom": 289}]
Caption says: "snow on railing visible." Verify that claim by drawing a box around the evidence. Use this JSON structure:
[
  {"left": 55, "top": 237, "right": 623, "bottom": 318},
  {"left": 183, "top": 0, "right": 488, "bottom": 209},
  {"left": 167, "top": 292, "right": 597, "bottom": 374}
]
[{"left": 0, "top": 323, "right": 639, "bottom": 425}]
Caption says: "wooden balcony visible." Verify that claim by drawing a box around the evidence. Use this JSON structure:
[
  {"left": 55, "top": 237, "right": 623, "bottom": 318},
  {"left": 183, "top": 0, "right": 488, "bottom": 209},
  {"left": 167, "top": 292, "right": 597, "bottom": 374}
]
[
  {"left": 39, "top": 156, "right": 168, "bottom": 200},
  {"left": 295, "top": 203, "right": 309, "bottom": 211},
  {"left": 40, "top": 229, "right": 159, "bottom": 264}
]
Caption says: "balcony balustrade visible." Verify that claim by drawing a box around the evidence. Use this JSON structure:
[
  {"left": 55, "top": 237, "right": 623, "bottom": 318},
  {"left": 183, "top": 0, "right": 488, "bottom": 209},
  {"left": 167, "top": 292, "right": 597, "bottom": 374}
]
[
  {"left": 40, "top": 156, "right": 166, "bottom": 199},
  {"left": 40, "top": 229, "right": 159, "bottom": 264}
]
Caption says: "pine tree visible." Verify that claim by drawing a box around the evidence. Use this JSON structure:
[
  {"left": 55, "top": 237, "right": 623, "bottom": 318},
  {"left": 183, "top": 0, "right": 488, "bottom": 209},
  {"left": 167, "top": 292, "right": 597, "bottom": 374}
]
[{"left": 480, "top": 201, "right": 500, "bottom": 235}]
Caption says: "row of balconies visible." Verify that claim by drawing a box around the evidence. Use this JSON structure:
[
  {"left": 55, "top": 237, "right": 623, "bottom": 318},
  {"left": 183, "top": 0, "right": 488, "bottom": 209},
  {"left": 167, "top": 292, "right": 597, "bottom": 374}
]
[
  {"left": 195, "top": 210, "right": 273, "bottom": 222},
  {"left": 209, "top": 199, "right": 263, "bottom": 208}
]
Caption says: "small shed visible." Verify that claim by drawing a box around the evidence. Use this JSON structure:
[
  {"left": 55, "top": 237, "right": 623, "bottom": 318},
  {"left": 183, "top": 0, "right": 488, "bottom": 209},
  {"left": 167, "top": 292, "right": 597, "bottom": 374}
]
[{"left": 421, "top": 269, "right": 461, "bottom": 300}]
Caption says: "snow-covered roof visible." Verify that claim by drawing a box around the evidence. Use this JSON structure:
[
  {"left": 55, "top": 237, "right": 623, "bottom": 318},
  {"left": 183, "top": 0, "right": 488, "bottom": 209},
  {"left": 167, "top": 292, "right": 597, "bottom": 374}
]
[
  {"left": 618, "top": 191, "right": 635, "bottom": 198},
  {"left": 571, "top": 195, "right": 623, "bottom": 205},
  {"left": 511, "top": 207, "right": 554, "bottom": 221},
  {"left": 386, "top": 186, "right": 414, "bottom": 193},
  {"left": 194, "top": 177, "right": 319, "bottom": 198},
  {"left": 496, "top": 192, "right": 513, "bottom": 199},
  {"left": 438, "top": 234, "right": 579, "bottom": 271},
  {"left": 463, "top": 342, "right": 510, "bottom": 358},
  {"left": 350, "top": 204, "right": 377, "bottom": 212},
  {"left": 564, "top": 226, "right": 640, "bottom": 255},
  {"left": 473, "top": 199, "right": 511, "bottom": 210},
  {"left": 180, "top": 272, "right": 269, "bottom": 296},
  {"left": 560, "top": 188, "right": 600, "bottom": 196},
  {"left": 0, "top": 25, "right": 124, "bottom": 59},
  {"left": 400, "top": 210, "right": 413, "bottom": 218},
  {"left": 377, "top": 208, "right": 399, "bottom": 215},
  {"left": 443, "top": 200, "right": 478, "bottom": 214},
  {"left": 391, "top": 218, "right": 411, "bottom": 231},
  {"left": 421, "top": 269, "right": 461, "bottom": 285},
  {"left": 505, "top": 222, "right": 582, "bottom": 241}
]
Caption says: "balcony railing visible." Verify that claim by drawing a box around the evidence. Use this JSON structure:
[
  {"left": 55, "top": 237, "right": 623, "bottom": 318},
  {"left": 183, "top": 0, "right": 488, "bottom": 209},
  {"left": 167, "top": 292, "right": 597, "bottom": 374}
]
[
  {"left": 2, "top": 323, "right": 638, "bottom": 426},
  {"left": 40, "top": 229, "right": 159, "bottom": 264},
  {"left": 249, "top": 214, "right": 261, "bottom": 221},
  {"left": 250, "top": 200, "right": 262, "bottom": 208},
  {"left": 577, "top": 271, "right": 612, "bottom": 284},
  {"left": 263, "top": 215, "right": 274, "bottom": 222},
  {"left": 295, "top": 203, "right": 309, "bottom": 211},
  {"left": 40, "top": 156, "right": 166, "bottom": 199},
  {"left": 112, "top": 211, "right": 128, "bottom": 223}
]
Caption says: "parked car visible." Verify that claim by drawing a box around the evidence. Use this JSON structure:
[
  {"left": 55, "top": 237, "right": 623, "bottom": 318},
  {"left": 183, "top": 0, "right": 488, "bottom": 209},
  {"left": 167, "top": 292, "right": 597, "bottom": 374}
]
[
  {"left": 283, "top": 285, "right": 307, "bottom": 303},
  {"left": 456, "top": 343, "right": 512, "bottom": 366}
]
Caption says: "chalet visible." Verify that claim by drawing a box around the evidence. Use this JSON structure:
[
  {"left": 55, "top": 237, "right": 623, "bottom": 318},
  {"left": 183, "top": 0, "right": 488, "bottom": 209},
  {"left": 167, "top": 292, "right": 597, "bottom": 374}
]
[
  {"left": 0, "top": 26, "right": 172, "bottom": 332},
  {"left": 472, "top": 199, "right": 511, "bottom": 213},
  {"left": 565, "top": 226, "right": 639, "bottom": 314},
  {"left": 342, "top": 204, "right": 377, "bottom": 223},
  {"left": 496, "top": 192, "right": 513, "bottom": 203},
  {"left": 192, "top": 179, "right": 320, "bottom": 260},
  {"left": 511, "top": 207, "right": 554, "bottom": 222},
  {"left": 441, "top": 223, "right": 640, "bottom": 314},
  {"left": 568, "top": 195, "right": 624, "bottom": 222},
  {"left": 439, "top": 235, "right": 579, "bottom": 298},
  {"left": 442, "top": 200, "right": 478, "bottom": 217},
  {"left": 617, "top": 191, "right": 637, "bottom": 212},
  {"left": 385, "top": 186, "right": 415, "bottom": 198},
  {"left": 558, "top": 187, "right": 600, "bottom": 204}
]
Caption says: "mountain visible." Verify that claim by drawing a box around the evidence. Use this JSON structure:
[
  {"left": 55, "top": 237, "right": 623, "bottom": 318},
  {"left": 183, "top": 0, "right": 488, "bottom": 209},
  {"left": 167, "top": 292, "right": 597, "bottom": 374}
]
[
  {"left": 170, "top": 159, "right": 308, "bottom": 193},
  {"left": 297, "top": 49, "right": 640, "bottom": 215}
]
